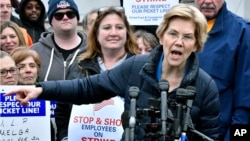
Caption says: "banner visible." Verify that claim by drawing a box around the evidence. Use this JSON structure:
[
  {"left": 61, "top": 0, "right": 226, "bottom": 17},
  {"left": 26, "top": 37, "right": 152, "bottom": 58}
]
[
  {"left": 0, "top": 86, "right": 51, "bottom": 141},
  {"left": 123, "top": 0, "right": 179, "bottom": 25},
  {"left": 68, "top": 96, "right": 124, "bottom": 141}
]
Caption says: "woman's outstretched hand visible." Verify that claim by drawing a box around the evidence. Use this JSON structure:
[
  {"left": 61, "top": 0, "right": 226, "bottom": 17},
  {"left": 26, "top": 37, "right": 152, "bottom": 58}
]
[{"left": 4, "top": 86, "right": 43, "bottom": 106}]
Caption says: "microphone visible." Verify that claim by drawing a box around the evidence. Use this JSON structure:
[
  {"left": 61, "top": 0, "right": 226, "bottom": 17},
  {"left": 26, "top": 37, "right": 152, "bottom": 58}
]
[
  {"left": 176, "top": 87, "right": 195, "bottom": 100},
  {"left": 121, "top": 111, "right": 129, "bottom": 129},
  {"left": 179, "top": 86, "right": 196, "bottom": 141},
  {"left": 159, "top": 80, "right": 169, "bottom": 141},
  {"left": 183, "top": 86, "right": 196, "bottom": 132},
  {"left": 121, "top": 111, "right": 130, "bottom": 141},
  {"left": 185, "top": 86, "right": 214, "bottom": 141},
  {"left": 174, "top": 88, "right": 186, "bottom": 140},
  {"left": 128, "top": 86, "right": 140, "bottom": 141},
  {"left": 186, "top": 86, "right": 196, "bottom": 99}
]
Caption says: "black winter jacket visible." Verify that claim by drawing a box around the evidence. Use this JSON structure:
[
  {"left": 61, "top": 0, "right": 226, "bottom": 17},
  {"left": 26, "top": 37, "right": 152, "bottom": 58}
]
[{"left": 39, "top": 46, "right": 220, "bottom": 140}]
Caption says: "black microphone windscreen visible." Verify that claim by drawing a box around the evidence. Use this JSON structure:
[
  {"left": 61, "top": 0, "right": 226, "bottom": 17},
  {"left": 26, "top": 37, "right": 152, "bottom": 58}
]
[
  {"left": 129, "top": 86, "right": 140, "bottom": 98},
  {"left": 186, "top": 86, "right": 196, "bottom": 92},
  {"left": 186, "top": 86, "right": 196, "bottom": 98},
  {"left": 159, "top": 79, "right": 169, "bottom": 91},
  {"left": 121, "top": 111, "right": 130, "bottom": 129},
  {"left": 176, "top": 88, "right": 186, "bottom": 96}
]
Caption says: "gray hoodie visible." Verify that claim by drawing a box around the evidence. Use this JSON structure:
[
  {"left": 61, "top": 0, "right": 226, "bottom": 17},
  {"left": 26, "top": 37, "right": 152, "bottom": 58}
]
[{"left": 31, "top": 31, "right": 87, "bottom": 82}]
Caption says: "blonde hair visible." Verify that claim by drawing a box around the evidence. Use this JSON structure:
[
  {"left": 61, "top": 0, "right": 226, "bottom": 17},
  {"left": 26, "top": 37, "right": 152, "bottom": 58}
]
[
  {"left": 10, "top": 47, "right": 41, "bottom": 69},
  {"left": 0, "top": 21, "right": 27, "bottom": 48},
  {"left": 156, "top": 3, "right": 207, "bottom": 52}
]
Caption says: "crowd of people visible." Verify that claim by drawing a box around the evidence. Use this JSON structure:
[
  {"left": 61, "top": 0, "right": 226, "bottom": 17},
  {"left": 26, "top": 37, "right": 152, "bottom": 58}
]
[{"left": 1, "top": 0, "right": 250, "bottom": 141}]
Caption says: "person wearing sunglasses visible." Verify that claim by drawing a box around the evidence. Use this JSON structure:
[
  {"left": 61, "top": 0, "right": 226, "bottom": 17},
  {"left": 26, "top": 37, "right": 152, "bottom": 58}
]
[
  {"left": 55, "top": 6, "right": 139, "bottom": 141},
  {"left": 29, "top": 0, "right": 87, "bottom": 84},
  {"left": 27, "top": 0, "right": 87, "bottom": 140},
  {"left": 16, "top": 0, "right": 47, "bottom": 43},
  {"left": 0, "top": 50, "right": 18, "bottom": 85}
]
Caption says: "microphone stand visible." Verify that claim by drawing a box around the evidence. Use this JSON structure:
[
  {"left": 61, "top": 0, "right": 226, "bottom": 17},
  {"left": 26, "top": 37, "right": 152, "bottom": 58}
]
[
  {"left": 189, "top": 128, "right": 214, "bottom": 141},
  {"left": 128, "top": 85, "right": 215, "bottom": 141},
  {"left": 174, "top": 88, "right": 187, "bottom": 141},
  {"left": 179, "top": 86, "right": 214, "bottom": 141},
  {"left": 128, "top": 86, "right": 139, "bottom": 141},
  {"left": 122, "top": 111, "right": 130, "bottom": 141},
  {"left": 180, "top": 86, "right": 195, "bottom": 141},
  {"left": 159, "top": 80, "right": 169, "bottom": 141},
  {"left": 124, "top": 127, "right": 129, "bottom": 141}
]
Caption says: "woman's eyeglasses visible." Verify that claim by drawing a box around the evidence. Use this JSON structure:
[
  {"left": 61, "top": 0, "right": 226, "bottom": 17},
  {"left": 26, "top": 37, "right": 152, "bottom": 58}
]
[
  {"left": 0, "top": 68, "right": 18, "bottom": 77},
  {"left": 53, "top": 11, "right": 76, "bottom": 21},
  {"left": 98, "top": 6, "right": 125, "bottom": 15}
]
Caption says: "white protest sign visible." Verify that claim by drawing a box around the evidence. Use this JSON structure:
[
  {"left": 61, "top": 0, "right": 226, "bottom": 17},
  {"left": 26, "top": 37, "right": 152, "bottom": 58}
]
[
  {"left": 0, "top": 85, "right": 51, "bottom": 141},
  {"left": 123, "top": 0, "right": 179, "bottom": 25},
  {"left": 68, "top": 96, "right": 124, "bottom": 141}
]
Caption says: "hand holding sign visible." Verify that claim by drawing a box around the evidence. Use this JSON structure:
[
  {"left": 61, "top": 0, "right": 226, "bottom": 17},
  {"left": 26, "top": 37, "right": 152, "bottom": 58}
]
[
  {"left": 4, "top": 86, "right": 42, "bottom": 106},
  {"left": 1, "top": 86, "right": 51, "bottom": 141}
]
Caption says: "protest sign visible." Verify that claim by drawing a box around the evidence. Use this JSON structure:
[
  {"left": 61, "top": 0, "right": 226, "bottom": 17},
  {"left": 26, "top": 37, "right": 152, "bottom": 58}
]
[
  {"left": 68, "top": 97, "right": 124, "bottom": 141},
  {"left": 124, "top": 0, "right": 179, "bottom": 25},
  {"left": 0, "top": 86, "right": 51, "bottom": 141}
]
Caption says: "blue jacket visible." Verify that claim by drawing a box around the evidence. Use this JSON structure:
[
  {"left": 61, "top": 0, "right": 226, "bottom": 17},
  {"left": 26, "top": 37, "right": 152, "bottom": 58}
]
[
  {"left": 197, "top": 3, "right": 250, "bottom": 140},
  {"left": 38, "top": 46, "right": 220, "bottom": 140}
]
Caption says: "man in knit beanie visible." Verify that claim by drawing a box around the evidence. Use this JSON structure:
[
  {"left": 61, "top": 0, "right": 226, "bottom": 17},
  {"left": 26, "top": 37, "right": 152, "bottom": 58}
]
[
  {"left": 47, "top": 0, "right": 80, "bottom": 25},
  {"left": 29, "top": 1, "right": 87, "bottom": 141}
]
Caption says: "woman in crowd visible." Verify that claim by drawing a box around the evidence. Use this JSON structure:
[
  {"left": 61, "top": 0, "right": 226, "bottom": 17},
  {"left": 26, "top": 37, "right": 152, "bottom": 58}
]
[
  {"left": 1, "top": 0, "right": 33, "bottom": 47},
  {"left": 10, "top": 47, "right": 41, "bottom": 85},
  {"left": 0, "top": 50, "right": 18, "bottom": 85},
  {"left": 82, "top": 8, "right": 98, "bottom": 34},
  {"left": 10, "top": 46, "right": 55, "bottom": 141},
  {"left": 5, "top": 4, "right": 220, "bottom": 141},
  {"left": 134, "top": 29, "right": 159, "bottom": 54},
  {"left": 55, "top": 6, "right": 139, "bottom": 141},
  {"left": 0, "top": 21, "right": 27, "bottom": 54}
]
